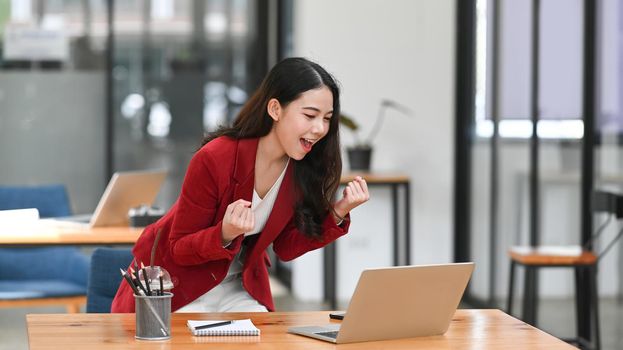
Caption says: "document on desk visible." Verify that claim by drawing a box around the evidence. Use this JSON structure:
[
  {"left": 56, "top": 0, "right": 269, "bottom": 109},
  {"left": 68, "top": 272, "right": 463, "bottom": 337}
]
[
  {"left": 187, "top": 319, "right": 260, "bottom": 336},
  {"left": 0, "top": 208, "right": 44, "bottom": 235},
  {"left": 0, "top": 208, "right": 89, "bottom": 236}
]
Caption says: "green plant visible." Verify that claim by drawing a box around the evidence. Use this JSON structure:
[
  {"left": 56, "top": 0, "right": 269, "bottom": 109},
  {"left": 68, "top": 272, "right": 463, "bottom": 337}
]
[{"left": 340, "top": 99, "right": 414, "bottom": 148}]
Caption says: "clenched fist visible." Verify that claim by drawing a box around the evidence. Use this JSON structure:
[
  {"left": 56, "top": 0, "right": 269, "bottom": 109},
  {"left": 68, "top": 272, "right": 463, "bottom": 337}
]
[
  {"left": 221, "top": 199, "right": 255, "bottom": 245},
  {"left": 333, "top": 176, "right": 370, "bottom": 223}
]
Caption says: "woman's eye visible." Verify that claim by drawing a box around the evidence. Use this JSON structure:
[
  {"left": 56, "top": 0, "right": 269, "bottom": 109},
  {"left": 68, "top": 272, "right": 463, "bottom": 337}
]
[
  {"left": 324, "top": 117, "right": 331, "bottom": 122},
  {"left": 303, "top": 114, "right": 315, "bottom": 119}
]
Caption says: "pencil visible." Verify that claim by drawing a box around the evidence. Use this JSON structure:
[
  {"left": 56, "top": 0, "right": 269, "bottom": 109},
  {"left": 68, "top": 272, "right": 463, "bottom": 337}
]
[
  {"left": 120, "top": 268, "right": 140, "bottom": 295},
  {"left": 159, "top": 271, "right": 164, "bottom": 296},
  {"left": 141, "top": 262, "right": 152, "bottom": 296},
  {"left": 129, "top": 266, "right": 148, "bottom": 295},
  {"left": 194, "top": 320, "right": 234, "bottom": 330},
  {"left": 133, "top": 259, "right": 139, "bottom": 275}
]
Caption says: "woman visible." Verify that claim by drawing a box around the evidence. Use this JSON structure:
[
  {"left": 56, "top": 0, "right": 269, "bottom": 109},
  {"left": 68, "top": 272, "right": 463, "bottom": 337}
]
[{"left": 111, "top": 57, "right": 369, "bottom": 313}]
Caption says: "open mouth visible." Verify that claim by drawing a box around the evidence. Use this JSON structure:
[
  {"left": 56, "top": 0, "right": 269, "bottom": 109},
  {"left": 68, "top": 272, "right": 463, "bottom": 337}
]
[{"left": 300, "top": 138, "right": 315, "bottom": 152}]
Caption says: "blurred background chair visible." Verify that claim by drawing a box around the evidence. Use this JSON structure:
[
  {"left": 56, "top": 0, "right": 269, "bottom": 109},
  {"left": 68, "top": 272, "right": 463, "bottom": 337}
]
[
  {"left": 86, "top": 247, "right": 133, "bottom": 313},
  {"left": 506, "top": 191, "right": 623, "bottom": 350},
  {"left": 0, "top": 185, "right": 90, "bottom": 313}
]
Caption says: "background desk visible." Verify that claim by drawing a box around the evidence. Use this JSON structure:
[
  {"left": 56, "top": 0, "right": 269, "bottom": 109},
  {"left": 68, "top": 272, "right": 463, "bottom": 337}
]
[
  {"left": 26, "top": 309, "right": 575, "bottom": 349},
  {"left": 0, "top": 224, "right": 142, "bottom": 246},
  {"left": 323, "top": 173, "right": 411, "bottom": 308}
]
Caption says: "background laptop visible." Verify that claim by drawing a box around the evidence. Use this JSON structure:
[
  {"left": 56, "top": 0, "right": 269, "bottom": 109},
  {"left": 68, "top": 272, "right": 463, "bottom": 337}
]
[
  {"left": 51, "top": 169, "right": 166, "bottom": 228},
  {"left": 288, "top": 262, "right": 474, "bottom": 344}
]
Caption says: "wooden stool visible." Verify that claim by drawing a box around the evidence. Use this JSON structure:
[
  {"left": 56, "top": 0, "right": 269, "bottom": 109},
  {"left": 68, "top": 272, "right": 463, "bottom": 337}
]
[{"left": 507, "top": 246, "right": 600, "bottom": 350}]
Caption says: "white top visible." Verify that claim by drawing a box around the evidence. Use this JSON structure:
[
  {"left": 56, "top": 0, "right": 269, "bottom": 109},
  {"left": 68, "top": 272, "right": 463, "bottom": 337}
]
[
  {"left": 227, "top": 158, "right": 289, "bottom": 275},
  {"left": 246, "top": 158, "right": 290, "bottom": 236}
]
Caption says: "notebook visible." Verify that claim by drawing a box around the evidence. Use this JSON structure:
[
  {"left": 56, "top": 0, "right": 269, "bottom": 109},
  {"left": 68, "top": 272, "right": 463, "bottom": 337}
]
[{"left": 187, "top": 319, "right": 260, "bottom": 336}]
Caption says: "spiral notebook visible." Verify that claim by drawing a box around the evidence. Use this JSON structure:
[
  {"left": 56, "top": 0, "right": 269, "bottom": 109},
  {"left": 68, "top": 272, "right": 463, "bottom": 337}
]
[{"left": 187, "top": 319, "right": 260, "bottom": 336}]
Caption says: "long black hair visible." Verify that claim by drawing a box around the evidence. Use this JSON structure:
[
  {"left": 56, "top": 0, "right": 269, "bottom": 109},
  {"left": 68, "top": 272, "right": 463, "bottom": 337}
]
[{"left": 201, "top": 57, "right": 342, "bottom": 239}]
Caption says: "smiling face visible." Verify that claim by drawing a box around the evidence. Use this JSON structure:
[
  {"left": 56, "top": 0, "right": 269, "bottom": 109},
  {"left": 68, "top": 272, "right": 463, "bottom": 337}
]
[{"left": 267, "top": 86, "right": 334, "bottom": 160}]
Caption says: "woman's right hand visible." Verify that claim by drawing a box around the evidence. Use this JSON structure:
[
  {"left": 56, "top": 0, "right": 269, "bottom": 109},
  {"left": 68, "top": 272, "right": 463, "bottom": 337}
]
[{"left": 221, "top": 199, "right": 254, "bottom": 245}]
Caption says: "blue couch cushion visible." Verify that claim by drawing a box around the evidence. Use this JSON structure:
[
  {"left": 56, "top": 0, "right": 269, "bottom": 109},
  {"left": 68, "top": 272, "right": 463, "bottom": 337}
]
[
  {"left": 0, "top": 280, "right": 86, "bottom": 299},
  {"left": 0, "top": 185, "right": 71, "bottom": 218},
  {"left": 0, "top": 185, "right": 90, "bottom": 303},
  {"left": 0, "top": 247, "right": 89, "bottom": 285}
]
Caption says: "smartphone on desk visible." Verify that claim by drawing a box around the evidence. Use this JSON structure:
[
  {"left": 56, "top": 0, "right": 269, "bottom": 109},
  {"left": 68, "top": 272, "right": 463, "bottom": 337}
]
[{"left": 329, "top": 312, "right": 345, "bottom": 320}]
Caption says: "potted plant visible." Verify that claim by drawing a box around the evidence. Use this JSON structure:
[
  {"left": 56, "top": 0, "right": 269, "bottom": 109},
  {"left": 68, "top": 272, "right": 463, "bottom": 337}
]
[{"left": 340, "top": 99, "right": 414, "bottom": 171}]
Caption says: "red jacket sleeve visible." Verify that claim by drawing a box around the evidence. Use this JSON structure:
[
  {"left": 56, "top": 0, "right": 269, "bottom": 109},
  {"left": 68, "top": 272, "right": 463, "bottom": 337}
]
[
  {"left": 272, "top": 213, "right": 351, "bottom": 261},
  {"left": 168, "top": 148, "right": 241, "bottom": 266}
]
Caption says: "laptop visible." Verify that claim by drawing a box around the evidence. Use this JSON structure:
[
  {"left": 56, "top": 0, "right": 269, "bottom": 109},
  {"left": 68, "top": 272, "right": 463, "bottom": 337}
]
[
  {"left": 50, "top": 169, "right": 166, "bottom": 228},
  {"left": 288, "top": 262, "right": 474, "bottom": 344}
]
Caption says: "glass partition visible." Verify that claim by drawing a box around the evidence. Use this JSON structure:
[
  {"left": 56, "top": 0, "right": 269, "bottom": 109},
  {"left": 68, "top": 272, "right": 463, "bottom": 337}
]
[
  {"left": 0, "top": 0, "right": 272, "bottom": 213},
  {"left": 112, "top": 0, "right": 267, "bottom": 208},
  {"left": 0, "top": 0, "right": 109, "bottom": 213}
]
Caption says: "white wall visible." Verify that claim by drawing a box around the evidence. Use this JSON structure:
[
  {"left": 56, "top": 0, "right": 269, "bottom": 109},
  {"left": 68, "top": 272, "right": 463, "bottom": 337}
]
[{"left": 291, "top": 0, "right": 456, "bottom": 302}]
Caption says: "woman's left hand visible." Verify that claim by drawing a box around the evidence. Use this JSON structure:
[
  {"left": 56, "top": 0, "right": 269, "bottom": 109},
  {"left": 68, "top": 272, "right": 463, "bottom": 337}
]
[{"left": 333, "top": 176, "right": 370, "bottom": 221}]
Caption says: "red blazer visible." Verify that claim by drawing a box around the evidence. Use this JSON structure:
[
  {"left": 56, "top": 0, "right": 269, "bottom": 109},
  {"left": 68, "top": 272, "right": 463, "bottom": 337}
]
[{"left": 111, "top": 136, "right": 350, "bottom": 312}]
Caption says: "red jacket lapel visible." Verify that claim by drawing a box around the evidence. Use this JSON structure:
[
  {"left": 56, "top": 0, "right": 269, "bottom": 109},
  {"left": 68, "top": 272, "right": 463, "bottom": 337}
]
[
  {"left": 229, "top": 137, "right": 296, "bottom": 268},
  {"left": 232, "top": 138, "right": 259, "bottom": 202}
]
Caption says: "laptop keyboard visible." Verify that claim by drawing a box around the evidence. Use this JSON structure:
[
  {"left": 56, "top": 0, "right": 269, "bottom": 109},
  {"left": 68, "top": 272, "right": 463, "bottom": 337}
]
[{"left": 315, "top": 331, "right": 339, "bottom": 339}]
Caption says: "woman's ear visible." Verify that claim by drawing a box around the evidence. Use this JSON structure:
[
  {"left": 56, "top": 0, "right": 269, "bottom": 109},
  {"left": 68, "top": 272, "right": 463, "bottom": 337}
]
[{"left": 267, "top": 98, "right": 281, "bottom": 122}]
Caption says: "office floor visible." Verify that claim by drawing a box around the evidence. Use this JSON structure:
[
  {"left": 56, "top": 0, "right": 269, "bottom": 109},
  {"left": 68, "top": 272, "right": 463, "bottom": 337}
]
[
  {"left": 529, "top": 298, "right": 623, "bottom": 350},
  {"left": 2, "top": 295, "right": 622, "bottom": 350}
]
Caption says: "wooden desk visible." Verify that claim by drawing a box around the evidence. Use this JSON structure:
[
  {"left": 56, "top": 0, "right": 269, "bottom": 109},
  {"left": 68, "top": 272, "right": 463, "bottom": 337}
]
[
  {"left": 26, "top": 309, "right": 574, "bottom": 349},
  {"left": 0, "top": 223, "right": 142, "bottom": 246}
]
